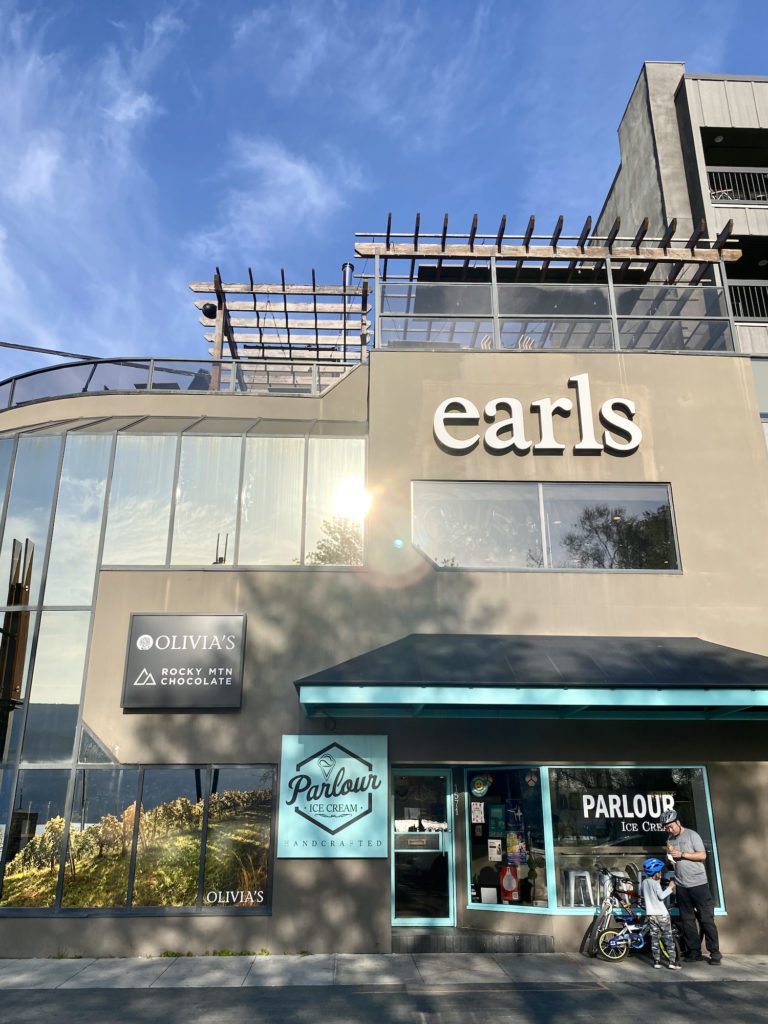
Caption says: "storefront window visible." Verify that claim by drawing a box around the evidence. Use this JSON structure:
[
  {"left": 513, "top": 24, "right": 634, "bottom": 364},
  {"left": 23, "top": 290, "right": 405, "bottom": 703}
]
[
  {"left": 102, "top": 434, "right": 176, "bottom": 565},
  {"left": 132, "top": 769, "right": 205, "bottom": 907},
  {"left": 239, "top": 437, "right": 304, "bottom": 565},
  {"left": 61, "top": 768, "right": 140, "bottom": 908},
  {"left": 44, "top": 435, "right": 112, "bottom": 605},
  {"left": 465, "top": 767, "right": 548, "bottom": 909},
  {"left": 548, "top": 766, "right": 719, "bottom": 908},
  {"left": 203, "top": 767, "right": 274, "bottom": 910},
  {"left": 171, "top": 436, "right": 241, "bottom": 566},
  {"left": 0, "top": 768, "right": 69, "bottom": 907}
]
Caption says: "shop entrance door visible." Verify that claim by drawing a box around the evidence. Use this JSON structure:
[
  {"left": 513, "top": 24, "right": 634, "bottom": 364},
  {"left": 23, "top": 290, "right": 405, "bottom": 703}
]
[{"left": 392, "top": 770, "right": 454, "bottom": 926}]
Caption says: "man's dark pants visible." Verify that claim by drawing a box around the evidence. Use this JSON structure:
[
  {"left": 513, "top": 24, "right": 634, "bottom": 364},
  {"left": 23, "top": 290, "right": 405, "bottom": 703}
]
[{"left": 675, "top": 882, "right": 721, "bottom": 961}]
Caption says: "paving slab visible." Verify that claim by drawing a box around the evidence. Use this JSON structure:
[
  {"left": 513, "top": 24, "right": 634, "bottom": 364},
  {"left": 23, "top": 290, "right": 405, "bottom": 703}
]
[
  {"left": 580, "top": 953, "right": 764, "bottom": 984},
  {"left": 59, "top": 957, "right": 175, "bottom": 988},
  {"left": 494, "top": 953, "right": 601, "bottom": 985},
  {"left": 151, "top": 955, "right": 255, "bottom": 987},
  {"left": 412, "top": 952, "right": 509, "bottom": 985},
  {"left": 0, "top": 959, "right": 94, "bottom": 989},
  {"left": 243, "top": 954, "right": 336, "bottom": 986},
  {"left": 334, "top": 954, "right": 422, "bottom": 985}
]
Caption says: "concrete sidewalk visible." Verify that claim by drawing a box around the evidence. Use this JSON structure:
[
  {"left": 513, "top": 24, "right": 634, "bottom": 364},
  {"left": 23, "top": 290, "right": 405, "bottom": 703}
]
[{"left": 0, "top": 952, "right": 766, "bottom": 989}]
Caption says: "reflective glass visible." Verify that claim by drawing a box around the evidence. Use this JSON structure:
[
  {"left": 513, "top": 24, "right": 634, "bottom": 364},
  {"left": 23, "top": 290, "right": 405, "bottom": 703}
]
[
  {"left": 498, "top": 284, "right": 610, "bottom": 317},
  {"left": 0, "top": 438, "right": 13, "bottom": 509},
  {"left": 45, "top": 435, "right": 112, "bottom": 605},
  {"left": 0, "top": 381, "right": 11, "bottom": 410},
  {"left": 378, "top": 318, "right": 494, "bottom": 350},
  {"left": 500, "top": 319, "right": 613, "bottom": 350},
  {"left": 543, "top": 483, "right": 678, "bottom": 570},
  {"left": 22, "top": 610, "right": 91, "bottom": 762},
  {"left": 0, "top": 611, "right": 38, "bottom": 762},
  {"left": 151, "top": 361, "right": 230, "bottom": 393},
  {"left": 103, "top": 435, "right": 176, "bottom": 565},
  {"left": 0, "top": 769, "right": 13, "bottom": 860},
  {"left": 132, "top": 769, "right": 205, "bottom": 907},
  {"left": 412, "top": 481, "right": 542, "bottom": 569},
  {"left": 61, "top": 768, "right": 139, "bottom": 907},
  {"left": 0, "top": 436, "right": 62, "bottom": 604},
  {"left": 617, "top": 319, "right": 732, "bottom": 351},
  {"left": 11, "top": 365, "right": 99, "bottom": 405},
  {"left": 203, "top": 767, "right": 273, "bottom": 910},
  {"left": 305, "top": 438, "right": 365, "bottom": 565},
  {"left": 0, "top": 768, "right": 69, "bottom": 907},
  {"left": 171, "top": 436, "right": 241, "bottom": 565},
  {"left": 613, "top": 285, "right": 727, "bottom": 318},
  {"left": 380, "top": 283, "right": 493, "bottom": 316},
  {"left": 548, "top": 767, "right": 719, "bottom": 908},
  {"left": 465, "top": 767, "right": 548, "bottom": 908},
  {"left": 753, "top": 359, "right": 768, "bottom": 415},
  {"left": 239, "top": 437, "right": 304, "bottom": 564}
]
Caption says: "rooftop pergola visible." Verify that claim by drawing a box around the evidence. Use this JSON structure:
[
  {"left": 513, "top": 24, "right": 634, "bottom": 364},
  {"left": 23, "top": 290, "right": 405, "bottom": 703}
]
[{"left": 355, "top": 213, "right": 740, "bottom": 284}]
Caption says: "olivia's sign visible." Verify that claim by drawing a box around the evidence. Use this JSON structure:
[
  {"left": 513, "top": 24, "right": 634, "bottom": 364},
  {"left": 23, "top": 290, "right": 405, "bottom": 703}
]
[
  {"left": 434, "top": 373, "right": 641, "bottom": 456},
  {"left": 278, "top": 735, "right": 387, "bottom": 858}
]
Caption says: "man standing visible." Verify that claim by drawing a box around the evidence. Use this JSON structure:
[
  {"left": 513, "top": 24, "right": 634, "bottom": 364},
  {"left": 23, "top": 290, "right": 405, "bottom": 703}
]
[{"left": 660, "top": 808, "right": 722, "bottom": 965}]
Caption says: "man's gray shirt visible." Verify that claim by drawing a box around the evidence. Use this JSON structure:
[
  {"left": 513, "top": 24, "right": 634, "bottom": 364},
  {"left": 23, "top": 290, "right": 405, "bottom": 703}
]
[{"left": 668, "top": 827, "right": 708, "bottom": 887}]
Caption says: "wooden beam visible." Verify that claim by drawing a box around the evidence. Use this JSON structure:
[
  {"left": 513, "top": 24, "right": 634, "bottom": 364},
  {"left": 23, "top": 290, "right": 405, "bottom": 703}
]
[
  {"left": 605, "top": 217, "right": 621, "bottom": 249},
  {"left": 687, "top": 219, "right": 707, "bottom": 249},
  {"left": 441, "top": 214, "right": 448, "bottom": 251},
  {"left": 195, "top": 299, "right": 370, "bottom": 314},
  {"left": 714, "top": 219, "right": 734, "bottom": 250},
  {"left": 204, "top": 317, "right": 369, "bottom": 331},
  {"left": 468, "top": 213, "right": 478, "bottom": 251},
  {"left": 550, "top": 215, "right": 563, "bottom": 248},
  {"left": 191, "top": 282, "right": 366, "bottom": 295},
  {"left": 495, "top": 214, "right": 506, "bottom": 251},
  {"left": 659, "top": 219, "right": 677, "bottom": 249},
  {"left": 385, "top": 212, "right": 392, "bottom": 251},
  {"left": 353, "top": 242, "right": 740, "bottom": 262}
]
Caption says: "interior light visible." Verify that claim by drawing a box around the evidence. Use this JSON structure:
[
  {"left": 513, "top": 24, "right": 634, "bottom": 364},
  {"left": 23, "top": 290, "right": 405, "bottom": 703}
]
[
  {"left": 714, "top": 135, "right": 724, "bottom": 143},
  {"left": 553, "top": 519, "right": 562, "bottom": 525},
  {"left": 758, "top": 259, "right": 768, "bottom": 267},
  {"left": 613, "top": 515, "right": 622, "bottom": 521}
]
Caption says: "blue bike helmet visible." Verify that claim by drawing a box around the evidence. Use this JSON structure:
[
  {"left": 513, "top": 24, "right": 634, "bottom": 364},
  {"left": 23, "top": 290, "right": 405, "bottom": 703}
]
[{"left": 643, "top": 857, "right": 666, "bottom": 875}]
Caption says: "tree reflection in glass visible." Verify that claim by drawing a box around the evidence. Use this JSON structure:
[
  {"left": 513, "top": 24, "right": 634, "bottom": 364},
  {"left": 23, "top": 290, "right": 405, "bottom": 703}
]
[{"left": 0, "top": 769, "right": 69, "bottom": 907}]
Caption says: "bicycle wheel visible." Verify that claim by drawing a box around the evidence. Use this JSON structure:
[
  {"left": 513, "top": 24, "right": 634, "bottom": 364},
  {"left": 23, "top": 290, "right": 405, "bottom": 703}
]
[{"left": 596, "top": 929, "right": 629, "bottom": 961}]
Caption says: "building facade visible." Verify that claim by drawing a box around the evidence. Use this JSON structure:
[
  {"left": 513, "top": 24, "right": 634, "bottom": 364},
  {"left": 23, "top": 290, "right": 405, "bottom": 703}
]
[{"left": 1, "top": 63, "right": 768, "bottom": 958}]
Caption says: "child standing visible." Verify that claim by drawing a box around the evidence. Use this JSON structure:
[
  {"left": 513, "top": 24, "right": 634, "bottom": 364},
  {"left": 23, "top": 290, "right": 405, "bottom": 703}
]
[{"left": 641, "top": 857, "right": 682, "bottom": 970}]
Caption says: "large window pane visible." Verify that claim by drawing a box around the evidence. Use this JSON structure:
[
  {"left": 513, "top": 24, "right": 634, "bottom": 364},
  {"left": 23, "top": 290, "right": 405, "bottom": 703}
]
[
  {"left": 498, "top": 284, "right": 610, "bottom": 317},
  {"left": 305, "top": 438, "right": 365, "bottom": 565},
  {"left": 0, "top": 610, "right": 38, "bottom": 763},
  {"left": 549, "top": 767, "right": 719, "bottom": 908},
  {"left": 102, "top": 435, "right": 176, "bottom": 565},
  {"left": 618, "top": 318, "right": 732, "bottom": 351},
  {"left": 45, "top": 435, "right": 112, "bottom": 605},
  {"left": 543, "top": 483, "right": 678, "bottom": 570},
  {"left": 61, "top": 768, "right": 139, "bottom": 907},
  {"left": 132, "top": 769, "right": 204, "bottom": 907},
  {"left": 171, "top": 436, "right": 241, "bottom": 565},
  {"left": 500, "top": 319, "right": 614, "bottom": 350},
  {"left": 0, "top": 768, "right": 69, "bottom": 907},
  {"left": 0, "top": 436, "right": 62, "bottom": 604},
  {"left": 466, "top": 767, "right": 548, "bottom": 908},
  {"left": 239, "top": 437, "right": 304, "bottom": 564},
  {"left": 203, "top": 767, "right": 273, "bottom": 910},
  {"left": 22, "top": 610, "right": 91, "bottom": 763},
  {"left": 412, "top": 481, "right": 542, "bottom": 568},
  {"left": 0, "top": 438, "right": 13, "bottom": 512}
]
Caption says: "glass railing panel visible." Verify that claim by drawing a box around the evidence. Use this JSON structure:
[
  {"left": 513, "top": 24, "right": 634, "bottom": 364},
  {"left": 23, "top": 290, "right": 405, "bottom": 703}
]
[
  {"left": 378, "top": 318, "right": 494, "bottom": 349},
  {"left": 11, "top": 364, "right": 97, "bottom": 405},
  {"left": 151, "top": 360, "right": 232, "bottom": 393},
  {"left": 614, "top": 286, "right": 727, "bottom": 318},
  {"left": 0, "top": 381, "right": 10, "bottom": 411},
  {"left": 379, "top": 283, "right": 492, "bottom": 316},
  {"left": 618, "top": 319, "right": 733, "bottom": 351},
  {"left": 84, "top": 360, "right": 151, "bottom": 392},
  {"left": 498, "top": 284, "right": 610, "bottom": 317},
  {"left": 500, "top": 319, "right": 614, "bottom": 350}
]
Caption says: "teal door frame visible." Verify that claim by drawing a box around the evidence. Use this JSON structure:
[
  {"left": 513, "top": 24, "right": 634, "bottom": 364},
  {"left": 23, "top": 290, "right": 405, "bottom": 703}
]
[{"left": 391, "top": 767, "right": 455, "bottom": 927}]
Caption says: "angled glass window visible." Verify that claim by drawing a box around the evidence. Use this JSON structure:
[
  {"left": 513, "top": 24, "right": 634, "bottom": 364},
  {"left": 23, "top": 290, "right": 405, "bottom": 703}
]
[
  {"left": 0, "top": 768, "right": 69, "bottom": 907},
  {"left": 132, "top": 768, "right": 205, "bottom": 907},
  {"left": 0, "top": 436, "right": 62, "bottom": 605},
  {"left": 45, "top": 435, "right": 112, "bottom": 605},
  {"left": 21, "top": 610, "right": 91, "bottom": 763},
  {"left": 61, "top": 768, "right": 139, "bottom": 908},
  {"left": 171, "top": 436, "right": 240, "bottom": 566},
  {"left": 0, "top": 609, "right": 38, "bottom": 763},
  {"left": 203, "top": 767, "right": 274, "bottom": 910},
  {"left": 102, "top": 434, "right": 176, "bottom": 565},
  {"left": 0, "top": 438, "right": 13, "bottom": 515},
  {"left": 412, "top": 482, "right": 678, "bottom": 572},
  {"left": 239, "top": 437, "right": 304, "bottom": 565},
  {"left": 304, "top": 438, "right": 365, "bottom": 566}
]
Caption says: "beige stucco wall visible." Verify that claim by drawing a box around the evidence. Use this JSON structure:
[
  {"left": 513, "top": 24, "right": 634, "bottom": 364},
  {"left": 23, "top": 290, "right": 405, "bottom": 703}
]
[{"left": 1, "top": 349, "right": 768, "bottom": 956}]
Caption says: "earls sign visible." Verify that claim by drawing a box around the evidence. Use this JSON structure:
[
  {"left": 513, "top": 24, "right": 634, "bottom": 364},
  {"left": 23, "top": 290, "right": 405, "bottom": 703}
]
[
  {"left": 434, "top": 373, "right": 642, "bottom": 456},
  {"left": 121, "top": 614, "right": 245, "bottom": 710},
  {"left": 278, "top": 735, "right": 387, "bottom": 858}
]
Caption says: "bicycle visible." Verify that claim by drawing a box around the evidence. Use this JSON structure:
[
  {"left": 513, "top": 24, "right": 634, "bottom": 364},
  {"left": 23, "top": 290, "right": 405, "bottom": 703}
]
[{"left": 593, "top": 872, "right": 683, "bottom": 963}]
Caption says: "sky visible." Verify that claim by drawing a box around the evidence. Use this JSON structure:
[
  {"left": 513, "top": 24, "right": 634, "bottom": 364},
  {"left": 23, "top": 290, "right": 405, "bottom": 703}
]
[{"left": 1, "top": 0, "right": 767, "bottom": 379}]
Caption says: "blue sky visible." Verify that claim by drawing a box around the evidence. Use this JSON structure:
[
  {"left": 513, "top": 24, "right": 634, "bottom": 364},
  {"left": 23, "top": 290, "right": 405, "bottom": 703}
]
[{"left": 1, "top": 0, "right": 767, "bottom": 378}]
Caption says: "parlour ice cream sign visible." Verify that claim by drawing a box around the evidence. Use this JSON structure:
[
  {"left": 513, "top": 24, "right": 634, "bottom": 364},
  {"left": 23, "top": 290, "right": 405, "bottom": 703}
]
[{"left": 278, "top": 735, "right": 388, "bottom": 858}]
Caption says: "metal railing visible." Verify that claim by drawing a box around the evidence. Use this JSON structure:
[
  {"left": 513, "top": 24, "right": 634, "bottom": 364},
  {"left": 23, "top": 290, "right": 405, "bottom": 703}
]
[
  {"left": 0, "top": 357, "right": 358, "bottom": 411},
  {"left": 729, "top": 281, "right": 768, "bottom": 321},
  {"left": 708, "top": 167, "right": 768, "bottom": 204}
]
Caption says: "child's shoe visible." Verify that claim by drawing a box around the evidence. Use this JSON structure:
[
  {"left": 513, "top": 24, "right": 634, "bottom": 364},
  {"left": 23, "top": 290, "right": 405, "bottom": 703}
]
[
  {"left": 653, "top": 961, "right": 662, "bottom": 969},
  {"left": 667, "top": 963, "right": 682, "bottom": 970}
]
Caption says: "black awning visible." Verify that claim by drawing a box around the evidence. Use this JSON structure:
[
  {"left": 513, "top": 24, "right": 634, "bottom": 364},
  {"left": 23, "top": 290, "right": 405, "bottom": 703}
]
[{"left": 295, "top": 634, "right": 768, "bottom": 720}]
